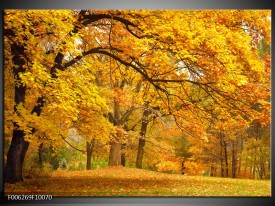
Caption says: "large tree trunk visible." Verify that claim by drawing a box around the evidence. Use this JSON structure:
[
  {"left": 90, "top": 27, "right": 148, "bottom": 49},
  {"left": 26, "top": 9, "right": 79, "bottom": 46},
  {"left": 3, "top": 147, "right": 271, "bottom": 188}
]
[
  {"left": 5, "top": 42, "right": 46, "bottom": 183},
  {"left": 108, "top": 142, "right": 121, "bottom": 166},
  {"left": 108, "top": 99, "right": 122, "bottom": 166},
  {"left": 5, "top": 43, "right": 28, "bottom": 183},
  {"left": 136, "top": 106, "right": 151, "bottom": 169},
  {"left": 5, "top": 129, "right": 29, "bottom": 183}
]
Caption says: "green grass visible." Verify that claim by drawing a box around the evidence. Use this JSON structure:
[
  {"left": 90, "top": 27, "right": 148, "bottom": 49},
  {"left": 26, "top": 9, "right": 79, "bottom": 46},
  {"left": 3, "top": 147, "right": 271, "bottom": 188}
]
[{"left": 5, "top": 166, "right": 271, "bottom": 196}]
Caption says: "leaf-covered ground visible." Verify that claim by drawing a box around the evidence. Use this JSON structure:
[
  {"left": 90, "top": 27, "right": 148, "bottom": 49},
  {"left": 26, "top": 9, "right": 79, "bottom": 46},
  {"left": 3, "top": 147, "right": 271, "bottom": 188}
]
[{"left": 5, "top": 167, "right": 271, "bottom": 196}]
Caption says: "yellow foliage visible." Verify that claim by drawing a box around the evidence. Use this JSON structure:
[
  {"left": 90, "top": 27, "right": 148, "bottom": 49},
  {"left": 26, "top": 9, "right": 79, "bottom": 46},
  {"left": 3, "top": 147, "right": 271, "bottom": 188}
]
[
  {"left": 184, "top": 160, "right": 208, "bottom": 176},
  {"left": 4, "top": 9, "right": 270, "bottom": 176},
  {"left": 155, "top": 159, "right": 182, "bottom": 174}
]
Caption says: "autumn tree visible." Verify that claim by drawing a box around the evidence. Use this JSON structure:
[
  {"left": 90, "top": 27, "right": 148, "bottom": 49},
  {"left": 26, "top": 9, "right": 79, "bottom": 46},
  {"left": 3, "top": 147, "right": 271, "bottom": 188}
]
[{"left": 4, "top": 10, "right": 270, "bottom": 183}]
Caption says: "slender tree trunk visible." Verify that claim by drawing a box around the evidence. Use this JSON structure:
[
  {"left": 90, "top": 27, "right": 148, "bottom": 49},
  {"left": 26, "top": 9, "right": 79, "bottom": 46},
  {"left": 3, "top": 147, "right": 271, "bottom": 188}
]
[
  {"left": 86, "top": 139, "right": 96, "bottom": 170},
  {"left": 136, "top": 106, "right": 151, "bottom": 168},
  {"left": 259, "top": 163, "right": 265, "bottom": 179},
  {"left": 238, "top": 138, "right": 243, "bottom": 176},
  {"left": 86, "top": 151, "right": 92, "bottom": 170},
  {"left": 244, "top": 157, "right": 248, "bottom": 177},
  {"left": 232, "top": 140, "right": 236, "bottom": 178},
  {"left": 220, "top": 162, "right": 224, "bottom": 177},
  {"left": 219, "top": 132, "right": 229, "bottom": 177},
  {"left": 223, "top": 139, "right": 229, "bottom": 177},
  {"left": 121, "top": 143, "right": 126, "bottom": 166},
  {"left": 238, "top": 156, "right": 242, "bottom": 176},
  {"left": 224, "top": 151, "right": 228, "bottom": 177},
  {"left": 86, "top": 141, "right": 92, "bottom": 170},
  {"left": 136, "top": 138, "right": 146, "bottom": 168},
  {"left": 181, "top": 160, "right": 186, "bottom": 175},
  {"left": 38, "top": 143, "right": 44, "bottom": 168},
  {"left": 258, "top": 143, "right": 265, "bottom": 179},
  {"left": 219, "top": 133, "right": 224, "bottom": 177},
  {"left": 267, "top": 156, "right": 271, "bottom": 179}
]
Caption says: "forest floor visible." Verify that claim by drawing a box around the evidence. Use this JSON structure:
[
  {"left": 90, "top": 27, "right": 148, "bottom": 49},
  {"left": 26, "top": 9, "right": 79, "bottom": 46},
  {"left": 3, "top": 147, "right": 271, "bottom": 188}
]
[{"left": 5, "top": 166, "right": 271, "bottom": 196}]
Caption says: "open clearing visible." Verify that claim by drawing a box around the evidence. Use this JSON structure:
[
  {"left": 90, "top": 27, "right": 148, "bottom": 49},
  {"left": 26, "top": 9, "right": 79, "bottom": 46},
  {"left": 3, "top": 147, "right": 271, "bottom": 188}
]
[{"left": 5, "top": 167, "right": 271, "bottom": 196}]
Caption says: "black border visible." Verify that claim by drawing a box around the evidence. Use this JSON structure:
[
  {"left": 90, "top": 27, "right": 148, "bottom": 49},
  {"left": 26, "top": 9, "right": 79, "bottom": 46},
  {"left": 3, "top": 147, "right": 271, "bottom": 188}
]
[{"left": 0, "top": 0, "right": 273, "bottom": 206}]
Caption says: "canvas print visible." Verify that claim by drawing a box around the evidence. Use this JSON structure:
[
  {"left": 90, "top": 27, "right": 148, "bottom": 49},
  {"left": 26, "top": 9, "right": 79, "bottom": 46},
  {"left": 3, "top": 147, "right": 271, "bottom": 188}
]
[{"left": 3, "top": 10, "right": 271, "bottom": 197}]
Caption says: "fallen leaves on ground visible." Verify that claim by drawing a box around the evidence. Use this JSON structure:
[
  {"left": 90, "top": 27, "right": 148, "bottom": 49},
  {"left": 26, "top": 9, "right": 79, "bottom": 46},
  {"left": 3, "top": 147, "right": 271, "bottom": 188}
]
[{"left": 4, "top": 167, "right": 271, "bottom": 196}]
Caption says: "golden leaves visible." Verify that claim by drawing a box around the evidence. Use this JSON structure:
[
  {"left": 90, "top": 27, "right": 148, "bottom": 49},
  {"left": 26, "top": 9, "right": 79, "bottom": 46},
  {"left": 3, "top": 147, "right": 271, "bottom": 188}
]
[
  {"left": 155, "top": 158, "right": 182, "bottom": 174},
  {"left": 4, "top": 10, "right": 270, "bottom": 177},
  {"left": 4, "top": 167, "right": 271, "bottom": 196}
]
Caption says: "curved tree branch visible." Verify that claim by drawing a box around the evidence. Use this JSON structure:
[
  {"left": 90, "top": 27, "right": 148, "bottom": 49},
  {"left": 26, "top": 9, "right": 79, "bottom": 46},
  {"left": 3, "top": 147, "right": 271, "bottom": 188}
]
[{"left": 60, "top": 135, "right": 86, "bottom": 153}]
